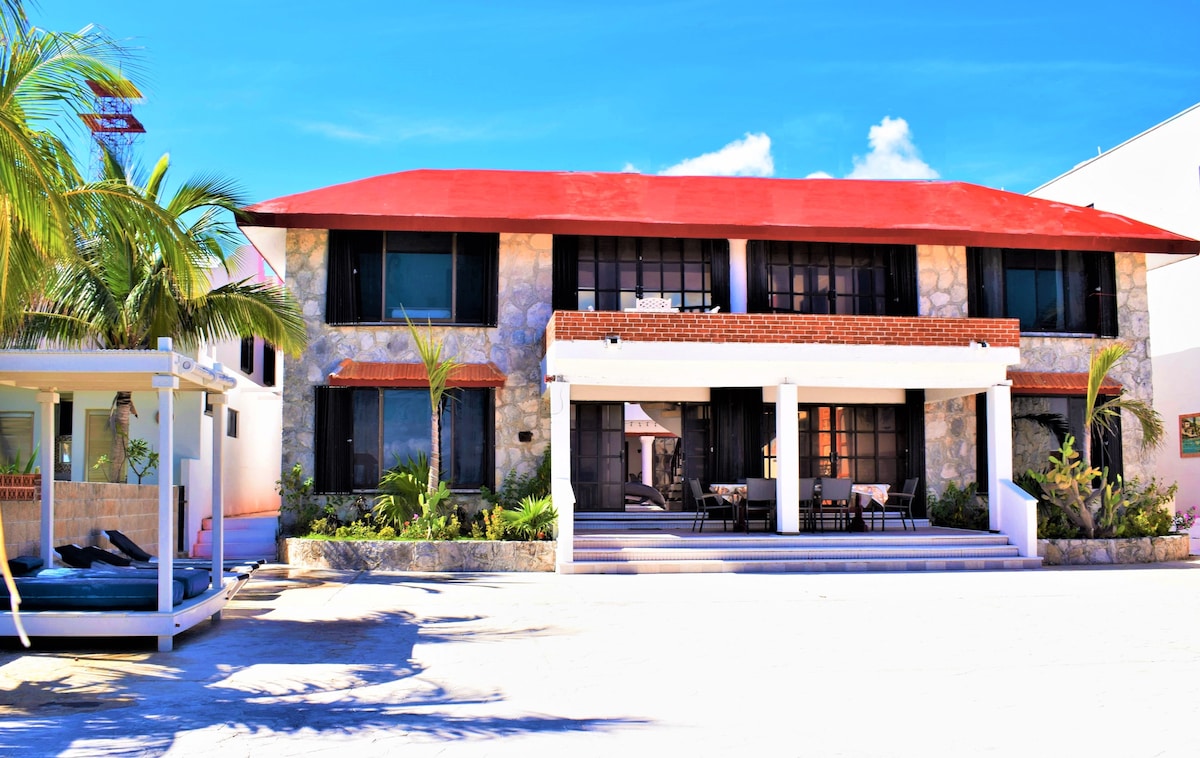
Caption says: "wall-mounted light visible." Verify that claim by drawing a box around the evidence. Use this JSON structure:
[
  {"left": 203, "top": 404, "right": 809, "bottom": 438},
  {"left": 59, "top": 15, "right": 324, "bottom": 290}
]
[
  {"left": 603, "top": 334, "right": 621, "bottom": 346},
  {"left": 518, "top": 431, "right": 533, "bottom": 443},
  {"left": 970, "top": 339, "right": 989, "bottom": 348}
]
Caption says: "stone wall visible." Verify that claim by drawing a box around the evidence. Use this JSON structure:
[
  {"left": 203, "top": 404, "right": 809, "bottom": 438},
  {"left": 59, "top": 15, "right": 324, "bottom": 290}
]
[
  {"left": 284, "top": 537, "right": 556, "bottom": 572},
  {"left": 1038, "top": 535, "right": 1190, "bottom": 565},
  {"left": 282, "top": 230, "right": 552, "bottom": 507},
  {"left": 917, "top": 245, "right": 977, "bottom": 498},
  {"left": 2, "top": 482, "right": 162, "bottom": 560},
  {"left": 1017, "top": 253, "right": 1154, "bottom": 480}
]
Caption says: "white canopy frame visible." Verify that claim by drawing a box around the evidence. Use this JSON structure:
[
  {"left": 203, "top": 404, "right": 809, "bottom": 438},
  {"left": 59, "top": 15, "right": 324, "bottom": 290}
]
[{"left": 0, "top": 339, "right": 240, "bottom": 651}]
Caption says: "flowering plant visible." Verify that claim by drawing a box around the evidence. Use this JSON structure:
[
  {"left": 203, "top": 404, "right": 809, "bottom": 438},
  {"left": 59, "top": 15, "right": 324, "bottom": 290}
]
[{"left": 1172, "top": 506, "right": 1197, "bottom": 533}]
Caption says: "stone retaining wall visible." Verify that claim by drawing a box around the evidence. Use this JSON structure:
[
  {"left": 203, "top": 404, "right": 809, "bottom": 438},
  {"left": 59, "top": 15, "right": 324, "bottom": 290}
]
[
  {"left": 1038, "top": 535, "right": 1191, "bottom": 565},
  {"left": 284, "top": 538, "right": 556, "bottom": 572}
]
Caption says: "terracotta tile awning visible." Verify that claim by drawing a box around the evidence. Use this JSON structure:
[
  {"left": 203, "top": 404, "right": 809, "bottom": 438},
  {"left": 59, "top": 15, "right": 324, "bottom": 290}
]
[
  {"left": 1008, "top": 371, "right": 1121, "bottom": 396},
  {"left": 328, "top": 359, "right": 506, "bottom": 388}
]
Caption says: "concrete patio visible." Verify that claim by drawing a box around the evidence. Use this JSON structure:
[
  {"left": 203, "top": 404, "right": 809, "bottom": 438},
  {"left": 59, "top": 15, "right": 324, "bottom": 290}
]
[{"left": 3, "top": 561, "right": 1200, "bottom": 756}]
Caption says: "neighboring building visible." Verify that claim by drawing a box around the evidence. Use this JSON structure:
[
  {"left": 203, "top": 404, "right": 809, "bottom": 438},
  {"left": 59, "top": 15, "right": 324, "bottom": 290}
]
[
  {"left": 1029, "top": 103, "right": 1200, "bottom": 550},
  {"left": 240, "top": 169, "right": 1197, "bottom": 569},
  {"left": 0, "top": 245, "right": 284, "bottom": 558}
]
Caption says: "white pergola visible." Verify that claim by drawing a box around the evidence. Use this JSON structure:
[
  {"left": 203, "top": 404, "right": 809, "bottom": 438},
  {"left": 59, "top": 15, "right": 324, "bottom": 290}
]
[{"left": 0, "top": 339, "right": 242, "bottom": 651}]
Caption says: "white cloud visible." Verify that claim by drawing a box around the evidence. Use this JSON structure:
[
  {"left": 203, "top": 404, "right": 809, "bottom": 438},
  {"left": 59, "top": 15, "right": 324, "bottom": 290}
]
[
  {"left": 659, "top": 133, "right": 774, "bottom": 177},
  {"left": 621, "top": 162, "right": 640, "bottom": 173},
  {"left": 805, "top": 170, "right": 834, "bottom": 179},
  {"left": 845, "top": 117, "right": 938, "bottom": 180}
]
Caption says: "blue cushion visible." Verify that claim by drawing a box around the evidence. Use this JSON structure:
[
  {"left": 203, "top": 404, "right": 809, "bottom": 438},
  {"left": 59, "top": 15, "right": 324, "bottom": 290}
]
[{"left": 6, "top": 555, "right": 43, "bottom": 576}]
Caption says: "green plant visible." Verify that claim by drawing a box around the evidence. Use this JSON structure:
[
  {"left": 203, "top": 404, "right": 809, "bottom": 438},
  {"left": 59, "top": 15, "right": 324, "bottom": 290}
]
[
  {"left": 1028, "top": 435, "right": 1108, "bottom": 538},
  {"left": 405, "top": 315, "right": 458, "bottom": 495},
  {"left": 483, "top": 445, "right": 551, "bottom": 509},
  {"left": 276, "top": 463, "right": 321, "bottom": 536},
  {"left": 927, "top": 481, "right": 989, "bottom": 531},
  {"left": 0, "top": 445, "right": 39, "bottom": 474},
  {"left": 374, "top": 452, "right": 457, "bottom": 528},
  {"left": 500, "top": 495, "right": 557, "bottom": 540},
  {"left": 94, "top": 437, "right": 159, "bottom": 484},
  {"left": 479, "top": 504, "right": 508, "bottom": 540}
]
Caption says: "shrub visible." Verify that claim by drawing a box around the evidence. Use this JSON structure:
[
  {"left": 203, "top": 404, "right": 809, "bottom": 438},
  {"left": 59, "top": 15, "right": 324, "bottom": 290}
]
[
  {"left": 483, "top": 446, "right": 550, "bottom": 509},
  {"left": 500, "top": 495, "right": 557, "bottom": 540},
  {"left": 928, "top": 481, "right": 989, "bottom": 530},
  {"left": 277, "top": 463, "right": 321, "bottom": 536}
]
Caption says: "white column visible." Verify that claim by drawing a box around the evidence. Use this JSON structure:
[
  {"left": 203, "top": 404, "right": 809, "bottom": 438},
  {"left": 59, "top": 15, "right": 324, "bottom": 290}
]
[
  {"left": 729, "top": 239, "right": 748, "bottom": 314},
  {"left": 775, "top": 383, "right": 800, "bottom": 533},
  {"left": 36, "top": 390, "right": 58, "bottom": 566},
  {"left": 549, "top": 381, "right": 574, "bottom": 569},
  {"left": 153, "top": 372, "right": 177, "bottom": 652},
  {"left": 986, "top": 382, "right": 1014, "bottom": 532},
  {"left": 209, "top": 391, "right": 227, "bottom": 604},
  {"left": 640, "top": 436, "right": 655, "bottom": 486}
]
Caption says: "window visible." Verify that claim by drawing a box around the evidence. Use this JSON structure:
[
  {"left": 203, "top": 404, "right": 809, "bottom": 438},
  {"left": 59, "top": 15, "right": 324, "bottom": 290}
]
[
  {"left": 262, "top": 344, "right": 277, "bottom": 387},
  {"left": 326, "top": 230, "right": 498, "bottom": 325},
  {"left": 968, "top": 248, "right": 1116, "bottom": 336},
  {"left": 1011, "top": 395, "right": 1122, "bottom": 480},
  {"left": 552, "top": 235, "right": 730, "bottom": 312},
  {"left": 0, "top": 412, "right": 34, "bottom": 469},
  {"left": 748, "top": 241, "right": 917, "bottom": 316},
  {"left": 85, "top": 410, "right": 116, "bottom": 482},
  {"left": 314, "top": 386, "right": 493, "bottom": 492},
  {"left": 240, "top": 337, "right": 255, "bottom": 374},
  {"left": 227, "top": 408, "right": 239, "bottom": 438}
]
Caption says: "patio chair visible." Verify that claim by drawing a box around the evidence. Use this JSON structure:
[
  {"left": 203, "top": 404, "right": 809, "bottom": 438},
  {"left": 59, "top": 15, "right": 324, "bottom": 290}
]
[
  {"left": 873, "top": 477, "right": 918, "bottom": 531},
  {"left": 798, "top": 477, "right": 817, "bottom": 531},
  {"left": 743, "top": 477, "right": 776, "bottom": 532},
  {"left": 818, "top": 478, "right": 855, "bottom": 531},
  {"left": 689, "top": 478, "right": 733, "bottom": 533}
]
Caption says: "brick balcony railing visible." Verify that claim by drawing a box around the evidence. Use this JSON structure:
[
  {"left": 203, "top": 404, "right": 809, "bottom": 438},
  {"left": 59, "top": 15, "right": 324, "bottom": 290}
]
[{"left": 547, "top": 311, "right": 1021, "bottom": 348}]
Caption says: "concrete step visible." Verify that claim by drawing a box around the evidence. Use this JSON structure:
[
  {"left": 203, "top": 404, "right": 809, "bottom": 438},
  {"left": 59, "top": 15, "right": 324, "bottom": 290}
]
[
  {"left": 568, "top": 531, "right": 1041, "bottom": 574},
  {"left": 561, "top": 556, "right": 1044, "bottom": 574},
  {"left": 193, "top": 514, "right": 279, "bottom": 561}
]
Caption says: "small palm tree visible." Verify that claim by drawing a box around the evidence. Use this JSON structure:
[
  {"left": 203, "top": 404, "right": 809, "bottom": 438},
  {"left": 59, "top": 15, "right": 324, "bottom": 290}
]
[
  {"left": 1082, "top": 341, "right": 1163, "bottom": 473},
  {"left": 406, "top": 316, "right": 458, "bottom": 496},
  {"left": 16, "top": 149, "right": 307, "bottom": 479}
]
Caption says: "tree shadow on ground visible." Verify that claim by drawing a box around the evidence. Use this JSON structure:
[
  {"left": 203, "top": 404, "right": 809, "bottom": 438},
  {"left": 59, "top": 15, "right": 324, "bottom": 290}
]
[{"left": 0, "top": 569, "right": 649, "bottom": 755}]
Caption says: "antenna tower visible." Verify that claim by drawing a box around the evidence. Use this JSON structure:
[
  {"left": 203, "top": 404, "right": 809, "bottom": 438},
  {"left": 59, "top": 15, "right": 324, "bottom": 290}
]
[{"left": 79, "top": 79, "right": 145, "bottom": 176}]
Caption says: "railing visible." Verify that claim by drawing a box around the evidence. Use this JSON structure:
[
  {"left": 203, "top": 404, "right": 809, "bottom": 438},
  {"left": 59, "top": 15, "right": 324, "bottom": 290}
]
[
  {"left": 994, "top": 479, "right": 1037, "bottom": 557},
  {"left": 547, "top": 311, "right": 1021, "bottom": 348}
]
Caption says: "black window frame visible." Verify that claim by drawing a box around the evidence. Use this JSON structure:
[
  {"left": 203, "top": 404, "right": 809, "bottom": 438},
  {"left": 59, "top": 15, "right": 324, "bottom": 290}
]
[
  {"left": 239, "top": 337, "right": 254, "bottom": 374},
  {"left": 747, "top": 240, "right": 917, "bottom": 316},
  {"left": 552, "top": 235, "right": 731, "bottom": 313},
  {"left": 313, "top": 385, "right": 494, "bottom": 494},
  {"left": 968, "top": 247, "right": 1117, "bottom": 337},
  {"left": 326, "top": 230, "right": 499, "bottom": 326}
]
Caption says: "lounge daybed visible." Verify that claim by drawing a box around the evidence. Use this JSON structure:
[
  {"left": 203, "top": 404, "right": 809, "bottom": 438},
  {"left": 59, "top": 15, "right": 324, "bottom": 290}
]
[{"left": 0, "top": 567, "right": 186, "bottom": 611}]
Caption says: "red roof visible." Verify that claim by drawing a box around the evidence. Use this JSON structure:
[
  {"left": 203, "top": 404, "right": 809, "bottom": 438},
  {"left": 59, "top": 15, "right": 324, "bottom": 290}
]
[
  {"left": 243, "top": 169, "right": 1199, "bottom": 254},
  {"left": 328, "top": 359, "right": 505, "bottom": 388},
  {"left": 1008, "top": 371, "right": 1122, "bottom": 396}
]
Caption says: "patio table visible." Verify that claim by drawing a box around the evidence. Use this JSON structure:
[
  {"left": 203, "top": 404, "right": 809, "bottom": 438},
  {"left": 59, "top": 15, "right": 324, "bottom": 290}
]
[
  {"left": 848, "top": 483, "right": 890, "bottom": 532},
  {"left": 709, "top": 483, "right": 748, "bottom": 531}
]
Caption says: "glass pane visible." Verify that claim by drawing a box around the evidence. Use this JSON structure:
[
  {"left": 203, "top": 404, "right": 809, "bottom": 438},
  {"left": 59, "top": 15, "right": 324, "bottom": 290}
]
[
  {"left": 381, "top": 390, "right": 429, "bottom": 471},
  {"left": 877, "top": 435, "right": 897, "bottom": 456},
  {"left": 856, "top": 433, "right": 875, "bottom": 456},
  {"left": 448, "top": 390, "right": 487, "bottom": 486},
  {"left": 386, "top": 252, "right": 451, "bottom": 319},
  {"left": 0, "top": 412, "right": 34, "bottom": 468},
  {"left": 352, "top": 390, "right": 380, "bottom": 488}
]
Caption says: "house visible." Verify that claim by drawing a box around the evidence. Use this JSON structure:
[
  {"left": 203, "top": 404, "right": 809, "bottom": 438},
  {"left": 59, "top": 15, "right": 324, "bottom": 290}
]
[
  {"left": 240, "top": 169, "right": 1198, "bottom": 570},
  {"left": 1028, "top": 103, "right": 1200, "bottom": 551},
  {"left": 0, "top": 246, "right": 284, "bottom": 560}
]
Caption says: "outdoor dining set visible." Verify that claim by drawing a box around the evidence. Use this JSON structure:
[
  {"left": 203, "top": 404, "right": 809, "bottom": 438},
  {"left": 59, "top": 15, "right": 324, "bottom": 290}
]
[{"left": 688, "top": 477, "right": 920, "bottom": 534}]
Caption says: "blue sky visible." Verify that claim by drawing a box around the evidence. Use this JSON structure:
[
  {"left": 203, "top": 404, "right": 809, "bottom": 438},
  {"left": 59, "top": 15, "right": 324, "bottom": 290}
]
[{"left": 36, "top": 1, "right": 1200, "bottom": 205}]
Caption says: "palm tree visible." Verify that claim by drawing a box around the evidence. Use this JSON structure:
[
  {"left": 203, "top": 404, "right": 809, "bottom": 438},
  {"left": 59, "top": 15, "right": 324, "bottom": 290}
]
[
  {"left": 15, "top": 148, "right": 307, "bottom": 479},
  {"left": 406, "top": 316, "right": 458, "bottom": 496},
  {"left": 1082, "top": 341, "right": 1163, "bottom": 472},
  {"left": 0, "top": 4, "right": 170, "bottom": 333}
]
